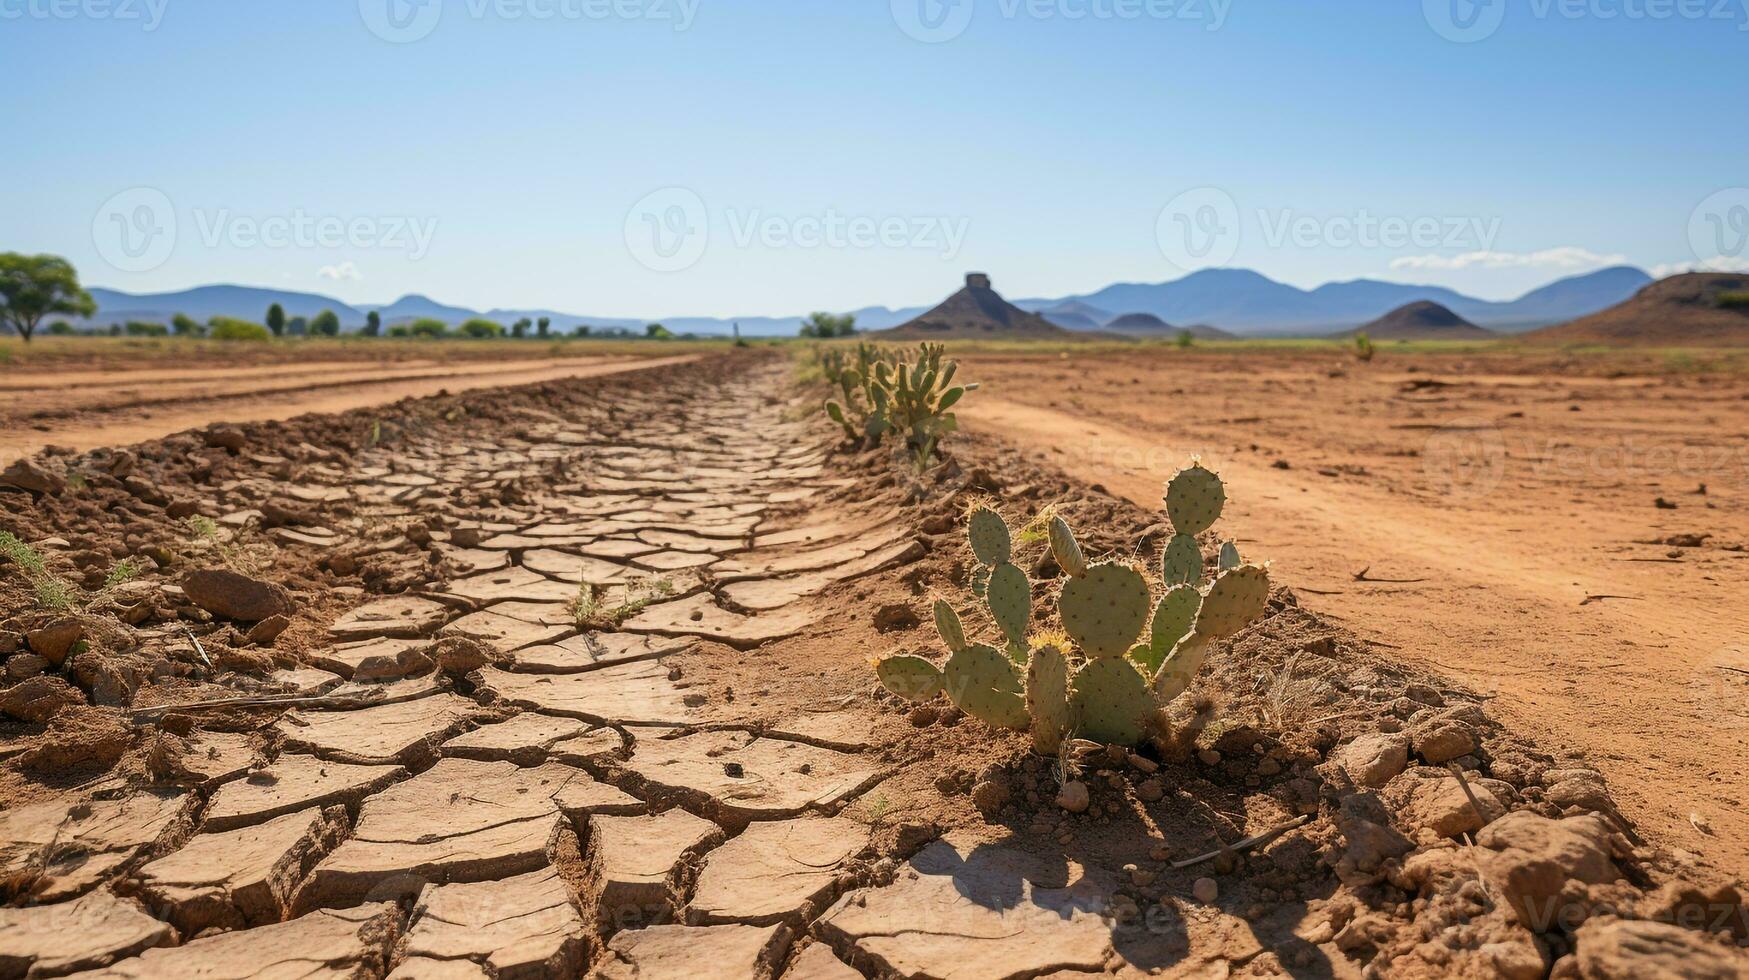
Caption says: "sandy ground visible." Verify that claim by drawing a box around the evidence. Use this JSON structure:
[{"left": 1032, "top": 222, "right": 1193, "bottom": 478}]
[
  {"left": 957, "top": 347, "right": 1749, "bottom": 870},
  {"left": 0, "top": 354, "right": 700, "bottom": 459}
]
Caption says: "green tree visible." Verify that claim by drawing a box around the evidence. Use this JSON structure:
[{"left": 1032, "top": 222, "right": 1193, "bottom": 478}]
[
  {"left": 798, "top": 311, "right": 855, "bottom": 338},
  {"left": 172, "top": 313, "right": 203, "bottom": 336},
  {"left": 265, "top": 303, "right": 286, "bottom": 337},
  {"left": 363, "top": 311, "right": 383, "bottom": 336},
  {"left": 511, "top": 317, "right": 532, "bottom": 339},
  {"left": 46, "top": 321, "right": 76, "bottom": 336},
  {"left": 645, "top": 323, "right": 673, "bottom": 340},
  {"left": 287, "top": 315, "right": 308, "bottom": 336},
  {"left": 537, "top": 316, "right": 551, "bottom": 338},
  {"left": 125, "top": 321, "right": 168, "bottom": 337},
  {"left": 572, "top": 324, "right": 592, "bottom": 338},
  {"left": 310, "top": 309, "right": 341, "bottom": 337},
  {"left": 458, "top": 318, "right": 504, "bottom": 339},
  {"left": 0, "top": 253, "right": 96, "bottom": 343},
  {"left": 408, "top": 318, "right": 448, "bottom": 338},
  {"left": 1175, "top": 329, "right": 1195, "bottom": 349}
]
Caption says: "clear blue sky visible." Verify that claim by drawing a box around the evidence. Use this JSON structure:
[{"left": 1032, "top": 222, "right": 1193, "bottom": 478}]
[{"left": 5, "top": 0, "right": 1745, "bottom": 316}]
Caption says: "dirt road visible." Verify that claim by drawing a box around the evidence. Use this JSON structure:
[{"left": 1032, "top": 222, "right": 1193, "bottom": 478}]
[
  {"left": 0, "top": 355, "right": 700, "bottom": 459},
  {"left": 960, "top": 349, "right": 1749, "bottom": 871}
]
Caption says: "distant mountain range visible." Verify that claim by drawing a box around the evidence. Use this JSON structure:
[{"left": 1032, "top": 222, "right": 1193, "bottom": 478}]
[{"left": 83, "top": 265, "right": 1654, "bottom": 338}]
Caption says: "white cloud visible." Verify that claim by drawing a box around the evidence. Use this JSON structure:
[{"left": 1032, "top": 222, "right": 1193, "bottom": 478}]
[
  {"left": 1650, "top": 256, "right": 1749, "bottom": 278},
  {"left": 318, "top": 261, "right": 362, "bottom": 281},
  {"left": 1389, "top": 246, "right": 1628, "bottom": 272}
]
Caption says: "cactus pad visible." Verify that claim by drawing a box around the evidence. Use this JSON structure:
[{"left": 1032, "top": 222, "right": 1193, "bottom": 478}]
[
  {"left": 1026, "top": 643, "right": 1070, "bottom": 755},
  {"left": 934, "top": 599, "right": 967, "bottom": 653},
  {"left": 944, "top": 643, "right": 1028, "bottom": 730},
  {"left": 1069, "top": 657, "right": 1154, "bottom": 745},
  {"left": 1218, "top": 540, "right": 1242, "bottom": 572},
  {"left": 876, "top": 655, "right": 944, "bottom": 701},
  {"left": 1048, "top": 516, "right": 1087, "bottom": 578},
  {"left": 1161, "top": 533, "right": 1202, "bottom": 587},
  {"left": 1059, "top": 561, "right": 1150, "bottom": 659},
  {"left": 986, "top": 562, "right": 1031, "bottom": 646},
  {"left": 1151, "top": 632, "right": 1211, "bottom": 704},
  {"left": 1198, "top": 564, "right": 1271, "bottom": 638},
  {"left": 967, "top": 507, "right": 1011, "bottom": 566},
  {"left": 1166, "top": 464, "right": 1225, "bottom": 536},
  {"left": 1132, "top": 585, "right": 1200, "bottom": 674}
]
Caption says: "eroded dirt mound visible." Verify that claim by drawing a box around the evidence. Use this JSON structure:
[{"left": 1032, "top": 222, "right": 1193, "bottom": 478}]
[
  {"left": 0, "top": 351, "right": 1743, "bottom": 978},
  {"left": 1348, "top": 301, "right": 1496, "bottom": 340},
  {"left": 1528, "top": 272, "right": 1749, "bottom": 345}
]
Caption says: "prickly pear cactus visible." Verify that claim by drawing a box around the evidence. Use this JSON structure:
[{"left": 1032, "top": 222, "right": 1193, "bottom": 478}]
[
  {"left": 1132, "top": 585, "right": 1200, "bottom": 674},
  {"left": 1048, "top": 515, "right": 1087, "bottom": 578},
  {"left": 986, "top": 563, "right": 1031, "bottom": 648},
  {"left": 1069, "top": 657, "right": 1154, "bottom": 745},
  {"left": 1026, "top": 643, "right": 1069, "bottom": 755},
  {"left": 1161, "top": 533, "right": 1202, "bottom": 587},
  {"left": 967, "top": 506, "right": 1011, "bottom": 566},
  {"left": 1150, "top": 632, "right": 1211, "bottom": 704},
  {"left": 1059, "top": 561, "right": 1150, "bottom": 659},
  {"left": 1166, "top": 462, "right": 1225, "bottom": 536},
  {"left": 870, "top": 461, "right": 1271, "bottom": 749},
  {"left": 875, "top": 655, "right": 944, "bottom": 701},
  {"left": 1198, "top": 564, "right": 1271, "bottom": 639},
  {"left": 1218, "top": 540, "right": 1242, "bottom": 572},
  {"left": 944, "top": 643, "right": 1029, "bottom": 730}
]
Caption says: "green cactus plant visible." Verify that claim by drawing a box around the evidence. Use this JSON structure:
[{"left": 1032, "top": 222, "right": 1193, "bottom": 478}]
[{"left": 873, "top": 462, "right": 1272, "bottom": 749}]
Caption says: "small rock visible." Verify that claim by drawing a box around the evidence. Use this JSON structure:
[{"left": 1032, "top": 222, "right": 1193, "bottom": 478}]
[
  {"left": 1325, "top": 732, "right": 1410, "bottom": 788},
  {"left": 26, "top": 620, "right": 85, "bottom": 665},
  {"left": 1126, "top": 752, "right": 1159, "bottom": 773},
  {"left": 426, "top": 636, "right": 497, "bottom": 675},
  {"left": 0, "top": 458, "right": 64, "bottom": 495},
  {"left": 6, "top": 652, "right": 49, "bottom": 680},
  {"left": 906, "top": 704, "right": 939, "bottom": 727},
  {"left": 1128, "top": 864, "right": 1155, "bottom": 887},
  {"left": 352, "top": 646, "right": 436, "bottom": 683},
  {"left": 1573, "top": 917, "right": 1749, "bottom": 977},
  {"left": 1149, "top": 844, "right": 1171, "bottom": 862},
  {"left": 1542, "top": 768, "right": 1613, "bottom": 812},
  {"left": 1134, "top": 778, "right": 1164, "bottom": 803},
  {"left": 246, "top": 614, "right": 291, "bottom": 646},
  {"left": 1192, "top": 878, "right": 1219, "bottom": 903},
  {"left": 203, "top": 426, "right": 249, "bottom": 452},
  {"left": 971, "top": 779, "right": 1010, "bottom": 816},
  {"left": 1197, "top": 749, "right": 1222, "bottom": 766},
  {"left": 1056, "top": 781, "right": 1090, "bottom": 813},
  {"left": 1411, "top": 719, "right": 1477, "bottom": 764},
  {"left": 1475, "top": 810, "right": 1620, "bottom": 931},
  {"left": 181, "top": 569, "right": 295, "bottom": 623},
  {"left": 0, "top": 675, "right": 86, "bottom": 723}
]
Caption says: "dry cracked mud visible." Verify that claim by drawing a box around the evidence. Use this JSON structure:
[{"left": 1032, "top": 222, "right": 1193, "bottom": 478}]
[{"left": 2, "top": 351, "right": 1746, "bottom": 978}]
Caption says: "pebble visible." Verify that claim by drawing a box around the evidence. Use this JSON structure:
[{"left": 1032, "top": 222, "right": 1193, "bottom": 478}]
[
  {"left": 1197, "top": 749, "right": 1222, "bottom": 766},
  {"left": 1056, "top": 781, "right": 1090, "bottom": 813},
  {"left": 1193, "top": 878, "right": 1219, "bottom": 903}
]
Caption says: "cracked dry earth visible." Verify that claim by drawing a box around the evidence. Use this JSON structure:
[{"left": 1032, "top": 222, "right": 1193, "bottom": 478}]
[{"left": 3, "top": 351, "right": 1748, "bottom": 979}]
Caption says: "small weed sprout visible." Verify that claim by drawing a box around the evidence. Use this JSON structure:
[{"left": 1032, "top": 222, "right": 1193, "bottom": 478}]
[
  {"left": 1353, "top": 332, "right": 1376, "bottom": 363},
  {"left": 0, "top": 531, "right": 76, "bottom": 611}
]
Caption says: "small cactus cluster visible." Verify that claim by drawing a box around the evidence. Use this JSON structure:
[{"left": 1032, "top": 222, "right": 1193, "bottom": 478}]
[
  {"left": 875, "top": 463, "right": 1271, "bottom": 750},
  {"left": 821, "top": 342, "right": 976, "bottom": 471}
]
